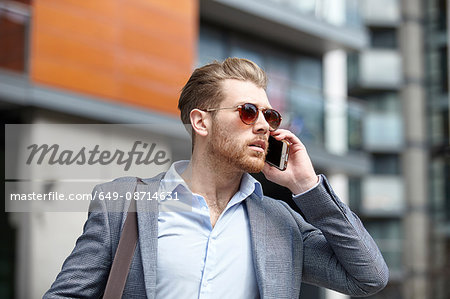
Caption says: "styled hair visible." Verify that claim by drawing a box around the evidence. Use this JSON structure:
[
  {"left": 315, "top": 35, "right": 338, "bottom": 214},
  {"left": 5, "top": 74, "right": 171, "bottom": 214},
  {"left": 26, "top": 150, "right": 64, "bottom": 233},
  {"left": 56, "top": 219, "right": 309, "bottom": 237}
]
[{"left": 178, "top": 57, "right": 268, "bottom": 131}]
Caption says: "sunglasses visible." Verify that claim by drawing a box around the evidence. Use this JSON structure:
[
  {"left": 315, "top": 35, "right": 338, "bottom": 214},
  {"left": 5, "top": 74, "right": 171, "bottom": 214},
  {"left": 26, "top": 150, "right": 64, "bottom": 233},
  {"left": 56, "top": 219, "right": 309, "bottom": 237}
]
[{"left": 203, "top": 103, "right": 282, "bottom": 131}]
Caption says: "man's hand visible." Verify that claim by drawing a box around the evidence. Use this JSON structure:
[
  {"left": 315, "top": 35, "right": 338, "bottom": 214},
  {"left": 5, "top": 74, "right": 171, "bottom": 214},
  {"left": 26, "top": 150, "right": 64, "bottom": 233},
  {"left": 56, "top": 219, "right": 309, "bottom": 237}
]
[{"left": 262, "top": 129, "right": 318, "bottom": 194}]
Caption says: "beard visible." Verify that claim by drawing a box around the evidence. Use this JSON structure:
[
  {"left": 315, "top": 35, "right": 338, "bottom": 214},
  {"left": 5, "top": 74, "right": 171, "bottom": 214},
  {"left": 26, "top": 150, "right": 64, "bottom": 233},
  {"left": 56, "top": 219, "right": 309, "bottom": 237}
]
[{"left": 206, "top": 122, "right": 268, "bottom": 173}]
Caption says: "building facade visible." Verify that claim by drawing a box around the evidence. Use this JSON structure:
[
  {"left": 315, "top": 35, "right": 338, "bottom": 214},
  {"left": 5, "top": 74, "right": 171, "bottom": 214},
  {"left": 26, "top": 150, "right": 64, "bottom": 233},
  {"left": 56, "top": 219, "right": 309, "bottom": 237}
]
[{"left": 1, "top": 0, "right": 449, "bottom": 298}]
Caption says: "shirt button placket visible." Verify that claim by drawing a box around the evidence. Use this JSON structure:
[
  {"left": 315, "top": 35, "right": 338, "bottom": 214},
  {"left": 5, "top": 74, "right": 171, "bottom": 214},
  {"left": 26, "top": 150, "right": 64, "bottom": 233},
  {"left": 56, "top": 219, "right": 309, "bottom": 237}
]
[{"left": 199, "top": 234, "right": 216, "bottom": 298}]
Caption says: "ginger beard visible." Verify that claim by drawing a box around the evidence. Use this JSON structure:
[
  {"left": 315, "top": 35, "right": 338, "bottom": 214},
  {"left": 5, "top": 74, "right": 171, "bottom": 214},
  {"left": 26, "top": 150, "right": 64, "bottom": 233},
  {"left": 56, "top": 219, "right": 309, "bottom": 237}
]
[{"left": 206, "top": 120, "right": 268, "bottom": 173}]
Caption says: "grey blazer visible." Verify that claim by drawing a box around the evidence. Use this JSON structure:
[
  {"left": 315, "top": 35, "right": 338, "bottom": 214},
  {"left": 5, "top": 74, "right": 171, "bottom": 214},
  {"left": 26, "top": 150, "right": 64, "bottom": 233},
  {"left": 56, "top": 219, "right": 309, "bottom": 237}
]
[{"left": 44, "top": 173, "right": 389, "bottom": 298}]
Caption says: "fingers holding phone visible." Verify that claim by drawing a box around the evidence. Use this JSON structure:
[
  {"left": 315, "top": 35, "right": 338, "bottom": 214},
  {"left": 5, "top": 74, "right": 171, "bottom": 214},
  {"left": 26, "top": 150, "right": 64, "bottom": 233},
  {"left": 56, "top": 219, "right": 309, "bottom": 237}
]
[
  {"left": 265, "top": 135, "right": 290, "bottom": 171},
  {"left": 262, "top": 129, "right": 318, "bottom": 194}
]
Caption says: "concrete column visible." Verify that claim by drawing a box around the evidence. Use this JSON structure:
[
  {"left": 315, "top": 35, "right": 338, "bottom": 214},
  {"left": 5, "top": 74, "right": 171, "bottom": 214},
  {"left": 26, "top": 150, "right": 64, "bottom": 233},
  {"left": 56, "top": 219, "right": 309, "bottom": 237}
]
[
  {"left": 320, "top": 45, "right": 351, "bottom": 299},
  {"left": 323, "top": 46, "right": 350, "bottom": 299},
  {"left": 399, "top": 0, "right": 429, "bottom": 298},
  {"left": 324, "top": 49, "right": 348, "bottom": 155}
]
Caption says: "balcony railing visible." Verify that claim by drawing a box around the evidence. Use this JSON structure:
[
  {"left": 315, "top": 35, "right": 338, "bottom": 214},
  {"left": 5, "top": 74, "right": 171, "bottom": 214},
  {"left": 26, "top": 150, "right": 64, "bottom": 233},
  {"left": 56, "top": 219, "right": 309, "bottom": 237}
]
[
  {"left": 262, "top": 0, "right": 362, "bottom": 28},
  {"left": 348, "top": 50, "right": 403, "bottom": 91},
  {"left": 280, "top": 81, "right": 366, "bottom": 152},
  {"left": 363, "top": 112, "right": 404, "bottom": 151},
  {"left": 361, "top": 175, "right": 405, "bottom": 216},
  {"left": 362, "top": 0, "right": 401, "bottom": 26}
]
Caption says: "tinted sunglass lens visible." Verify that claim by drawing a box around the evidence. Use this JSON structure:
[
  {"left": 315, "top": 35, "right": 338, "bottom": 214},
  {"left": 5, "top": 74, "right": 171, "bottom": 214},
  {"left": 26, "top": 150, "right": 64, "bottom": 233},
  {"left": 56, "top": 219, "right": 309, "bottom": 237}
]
[
  {"left": 264, "top": 109, "right": 281, "bottom": 130},
  {"left": 240, "top": 103, "right": 259, "bottom": 124}
]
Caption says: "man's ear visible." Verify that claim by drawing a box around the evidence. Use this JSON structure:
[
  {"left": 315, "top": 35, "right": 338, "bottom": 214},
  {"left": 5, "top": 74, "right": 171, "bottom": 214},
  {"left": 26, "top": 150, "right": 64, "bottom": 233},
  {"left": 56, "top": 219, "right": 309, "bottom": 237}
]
[{"left": 190, "top": 109, "right": 210, "bottom": 137}]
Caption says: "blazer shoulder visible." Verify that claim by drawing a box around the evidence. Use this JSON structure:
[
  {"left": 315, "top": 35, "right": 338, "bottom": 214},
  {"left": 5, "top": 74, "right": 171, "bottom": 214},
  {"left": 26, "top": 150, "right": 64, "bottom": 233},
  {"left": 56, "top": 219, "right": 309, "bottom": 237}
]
[
  {"left": 259, "top": 195, "right": 301, "bottom": 219},
  {"left": 94, "top": 172, "right": 166, "bottom": 191}
]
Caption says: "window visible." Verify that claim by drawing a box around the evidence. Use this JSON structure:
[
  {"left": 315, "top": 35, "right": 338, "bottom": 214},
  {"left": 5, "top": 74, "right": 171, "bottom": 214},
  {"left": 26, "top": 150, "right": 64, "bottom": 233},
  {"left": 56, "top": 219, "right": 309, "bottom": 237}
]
[
  {"left": 371, "top": 28, "right": 397, "bottom": 49},
  {"left": 364, "top": 220, "right": 403, "bottom": 274},
  {"left": 198, "top": 24, "right": 326, "bottom": 146},
  {"left": 197, "top": 26, "right": 226, "bottom": 66},
  {"left": 439, "top": 46, "right": 448, "bottom": 93},
  {"left": 372, "top": 153, "right": 401, "bottom": 175},
  {"left": 0, "top": 1, "right": 31, "bottom": 73}
]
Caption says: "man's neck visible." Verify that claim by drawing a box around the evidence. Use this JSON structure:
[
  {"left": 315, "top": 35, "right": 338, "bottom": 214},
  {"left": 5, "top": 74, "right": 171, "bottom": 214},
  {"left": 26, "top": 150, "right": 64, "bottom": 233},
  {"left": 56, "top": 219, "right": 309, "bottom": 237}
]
[{"left": 181, "top": 155, "right": 244, "bottom": 227}]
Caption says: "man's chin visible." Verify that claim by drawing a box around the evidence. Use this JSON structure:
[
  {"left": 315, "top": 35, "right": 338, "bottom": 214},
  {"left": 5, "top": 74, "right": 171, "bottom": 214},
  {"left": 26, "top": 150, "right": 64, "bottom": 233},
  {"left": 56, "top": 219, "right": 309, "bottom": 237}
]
[{"left": 240, "top": 157, "right": 265, "bottom": 173}]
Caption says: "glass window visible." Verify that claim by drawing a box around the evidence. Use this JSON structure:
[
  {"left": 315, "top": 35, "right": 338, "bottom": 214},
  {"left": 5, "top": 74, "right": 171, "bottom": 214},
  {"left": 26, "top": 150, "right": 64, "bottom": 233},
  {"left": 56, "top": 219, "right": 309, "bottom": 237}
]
[
  {"left": 364, "top": 220, "right": 403, "bottom": 274},
  {"left": 371, "top": 28, "right": 397, "bottom": 49},
  {"left": 347, "top": 53, "right": 359, "bottom": 89},
  {"left": 438, "top": 0, "right": 447, "bottom": 31},
  {"left": 230, "top": 45, "right": 264, "bottom": 68},
  {"left": 289, "top": 86, "right": 325, "bottom": 145},
  {"left": 439, "top": 46, "right": 448, "bottom": 93},
  {"left": 345, "top": 0, "right": 362, "bottom": 28},
  {"left": 197, "top": 26, "right": 226, "bottom": 66},
  {"left": 430, "top": 157, "right": 450, "bottom": 223},
  {"left": 0, "top": 1, "right": 31, "bottom": 73},
  {"left": 197, "top": 24, "right": 327, "bottom": 146},
  {"left": 372, "top": 153, "right": 401, "bottom": 175},
  {"left": 266, "top": 54, "right": 291, "bottom": 114},
  {"left": 347, "top": 101, "right": 364, "bottom": 151},
  {"left": 293, "top": 56, "right": 323, "bottom": 90},
  {"left": 349, "top": 177, "right": 362, "bottom": 212},
  {"left": 364, "top": 92, "right": 401, "bottom": 113}
]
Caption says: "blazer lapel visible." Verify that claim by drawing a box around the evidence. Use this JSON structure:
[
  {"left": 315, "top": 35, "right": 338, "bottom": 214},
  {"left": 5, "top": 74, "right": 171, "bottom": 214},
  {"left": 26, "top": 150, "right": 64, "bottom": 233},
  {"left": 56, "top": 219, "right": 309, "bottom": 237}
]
[
  {"left": 245, "top": 193, "right": 268, "bottom": 298},
  {"left": 136, "top": 174, "right": 164, "bottom": 299},
  {"left": 246, "top": 194, "right": 298, "bottom": 299}
]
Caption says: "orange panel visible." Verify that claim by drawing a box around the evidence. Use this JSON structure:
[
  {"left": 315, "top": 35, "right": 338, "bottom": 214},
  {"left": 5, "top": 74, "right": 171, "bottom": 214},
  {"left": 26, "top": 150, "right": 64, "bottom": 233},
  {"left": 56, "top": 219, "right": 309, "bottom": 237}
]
[
  {"left": 43, "top": 0, "right": 119, "bottom": 20},
  {"left": 30, "top": 0, "right": 197, "bottom": 116},
  {"left": 118, "top": 56, "right": 188, "bottom": 90},
  {"left": 121, "top": 80, "right": 179, "bottom": 115},
  {"left": 121, "top": 3, "right": 194, "bottom": 42},
  {"left": 35, "top": 30, "right": 117, "bottom": 73},
  {"left": 121, "top": 30, "right": 192, "bottom": 68},
  {"left": 133, "top": 0, "right": 197, "bottom": 20},
  {"left": 33, "top": 57, "right": 119, "bottom": 99},
  {"left": 31, "top": 2, "right": 118, "bottom": 46}
]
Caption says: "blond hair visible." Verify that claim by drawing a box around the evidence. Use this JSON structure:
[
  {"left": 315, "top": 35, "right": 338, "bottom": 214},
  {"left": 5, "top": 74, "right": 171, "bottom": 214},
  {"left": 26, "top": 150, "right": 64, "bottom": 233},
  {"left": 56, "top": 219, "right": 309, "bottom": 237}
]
[{"left": 178, "top": 57, "right": 267, "bottom": 127}]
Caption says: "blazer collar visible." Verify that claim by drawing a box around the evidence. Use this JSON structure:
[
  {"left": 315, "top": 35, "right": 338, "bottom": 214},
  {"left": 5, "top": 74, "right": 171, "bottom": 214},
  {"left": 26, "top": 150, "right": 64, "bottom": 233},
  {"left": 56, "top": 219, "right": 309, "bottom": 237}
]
[
  {"left": 245, "top": 193, "right": 268, "bottom": 298},
  {"left": 245, "top": 193, "right": 302, "bottom": 299},
  {"left": 136, "top": 173, "right": 164, "bottom": 299}
]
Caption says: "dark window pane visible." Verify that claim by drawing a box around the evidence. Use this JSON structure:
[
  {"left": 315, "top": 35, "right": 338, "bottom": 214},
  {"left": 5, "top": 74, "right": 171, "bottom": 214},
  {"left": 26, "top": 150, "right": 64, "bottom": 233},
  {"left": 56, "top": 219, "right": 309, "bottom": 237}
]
[
  {"left": 0, "top": 3, "right": 30, "bottom": 73},
  {"left": 371, "top": 28, "right": 397, "bottom": 49}
]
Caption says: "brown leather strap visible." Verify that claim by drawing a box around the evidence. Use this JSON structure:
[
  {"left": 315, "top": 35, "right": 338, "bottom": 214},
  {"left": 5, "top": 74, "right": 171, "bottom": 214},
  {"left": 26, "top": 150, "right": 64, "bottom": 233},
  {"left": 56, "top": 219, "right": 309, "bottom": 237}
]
[{"left": 103, "top": 181, "right": 140, "bottom": 299}]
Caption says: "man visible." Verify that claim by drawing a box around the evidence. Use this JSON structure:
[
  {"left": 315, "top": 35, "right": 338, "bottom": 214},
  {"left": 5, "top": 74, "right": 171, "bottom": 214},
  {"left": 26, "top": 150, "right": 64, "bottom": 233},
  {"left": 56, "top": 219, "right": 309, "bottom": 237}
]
[{"left": 45, "top": 58, "right": 388, "bottom": 298}]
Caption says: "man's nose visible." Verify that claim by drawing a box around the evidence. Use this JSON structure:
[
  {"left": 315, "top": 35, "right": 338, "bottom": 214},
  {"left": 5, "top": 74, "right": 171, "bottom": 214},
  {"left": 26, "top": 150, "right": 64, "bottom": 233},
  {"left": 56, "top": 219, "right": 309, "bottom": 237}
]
[{"left": 253, "top": 110, "right": 270, "bottom": 133}]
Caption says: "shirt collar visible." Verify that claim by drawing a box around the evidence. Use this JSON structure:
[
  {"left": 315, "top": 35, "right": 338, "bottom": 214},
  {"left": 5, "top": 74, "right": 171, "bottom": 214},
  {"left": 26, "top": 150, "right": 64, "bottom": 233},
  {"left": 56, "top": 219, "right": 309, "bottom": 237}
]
[
  {"left": 158, "top": 160, "right": 191, "bottom": 194},
  {"left": 159, "top": 160, "right": 264, "bottom": 200}
]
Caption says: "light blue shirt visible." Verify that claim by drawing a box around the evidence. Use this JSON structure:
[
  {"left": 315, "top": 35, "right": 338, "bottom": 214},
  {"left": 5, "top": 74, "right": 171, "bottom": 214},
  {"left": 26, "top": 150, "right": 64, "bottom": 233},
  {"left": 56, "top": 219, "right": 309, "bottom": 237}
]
[{"left": 155, "top": 160, "right": 262, "bottom": 299}]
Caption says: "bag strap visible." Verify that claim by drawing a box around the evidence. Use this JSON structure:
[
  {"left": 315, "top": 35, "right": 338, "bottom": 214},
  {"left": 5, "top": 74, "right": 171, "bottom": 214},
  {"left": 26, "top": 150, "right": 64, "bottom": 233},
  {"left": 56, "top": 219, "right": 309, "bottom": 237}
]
[{"left": 103, "top": 178, "right": 142, "bottom": 299}]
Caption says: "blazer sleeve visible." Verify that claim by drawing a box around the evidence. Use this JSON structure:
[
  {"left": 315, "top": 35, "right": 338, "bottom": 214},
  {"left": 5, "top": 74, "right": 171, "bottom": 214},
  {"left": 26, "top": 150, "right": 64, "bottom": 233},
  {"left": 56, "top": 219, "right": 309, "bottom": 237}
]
[
  {"left": 288, "top": 174, "right": 389, "bottom": 297},
  {"left": 43, "top": 184, "right": 112, "bottom": 299}
]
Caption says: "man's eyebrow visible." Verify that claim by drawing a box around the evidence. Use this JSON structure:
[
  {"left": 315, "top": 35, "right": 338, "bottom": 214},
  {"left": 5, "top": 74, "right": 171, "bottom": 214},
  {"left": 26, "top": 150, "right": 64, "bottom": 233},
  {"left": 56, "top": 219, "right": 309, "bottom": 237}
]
[{"left": 237, "top": 101, "right": 272, "bottom": 109}]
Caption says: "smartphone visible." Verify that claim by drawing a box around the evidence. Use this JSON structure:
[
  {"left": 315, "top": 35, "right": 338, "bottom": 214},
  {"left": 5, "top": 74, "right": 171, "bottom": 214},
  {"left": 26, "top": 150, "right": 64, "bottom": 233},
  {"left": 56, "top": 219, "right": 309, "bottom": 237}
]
[{"left": 265, "top": 135, "right": 290, "bottom": 171}]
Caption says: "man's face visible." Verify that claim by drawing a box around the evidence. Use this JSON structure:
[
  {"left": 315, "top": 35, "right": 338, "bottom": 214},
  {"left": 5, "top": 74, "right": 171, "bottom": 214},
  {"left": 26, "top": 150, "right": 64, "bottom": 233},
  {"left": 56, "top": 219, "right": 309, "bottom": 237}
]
[{"left": 206, "top": 79, "right": 271, "bottom": 173}]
